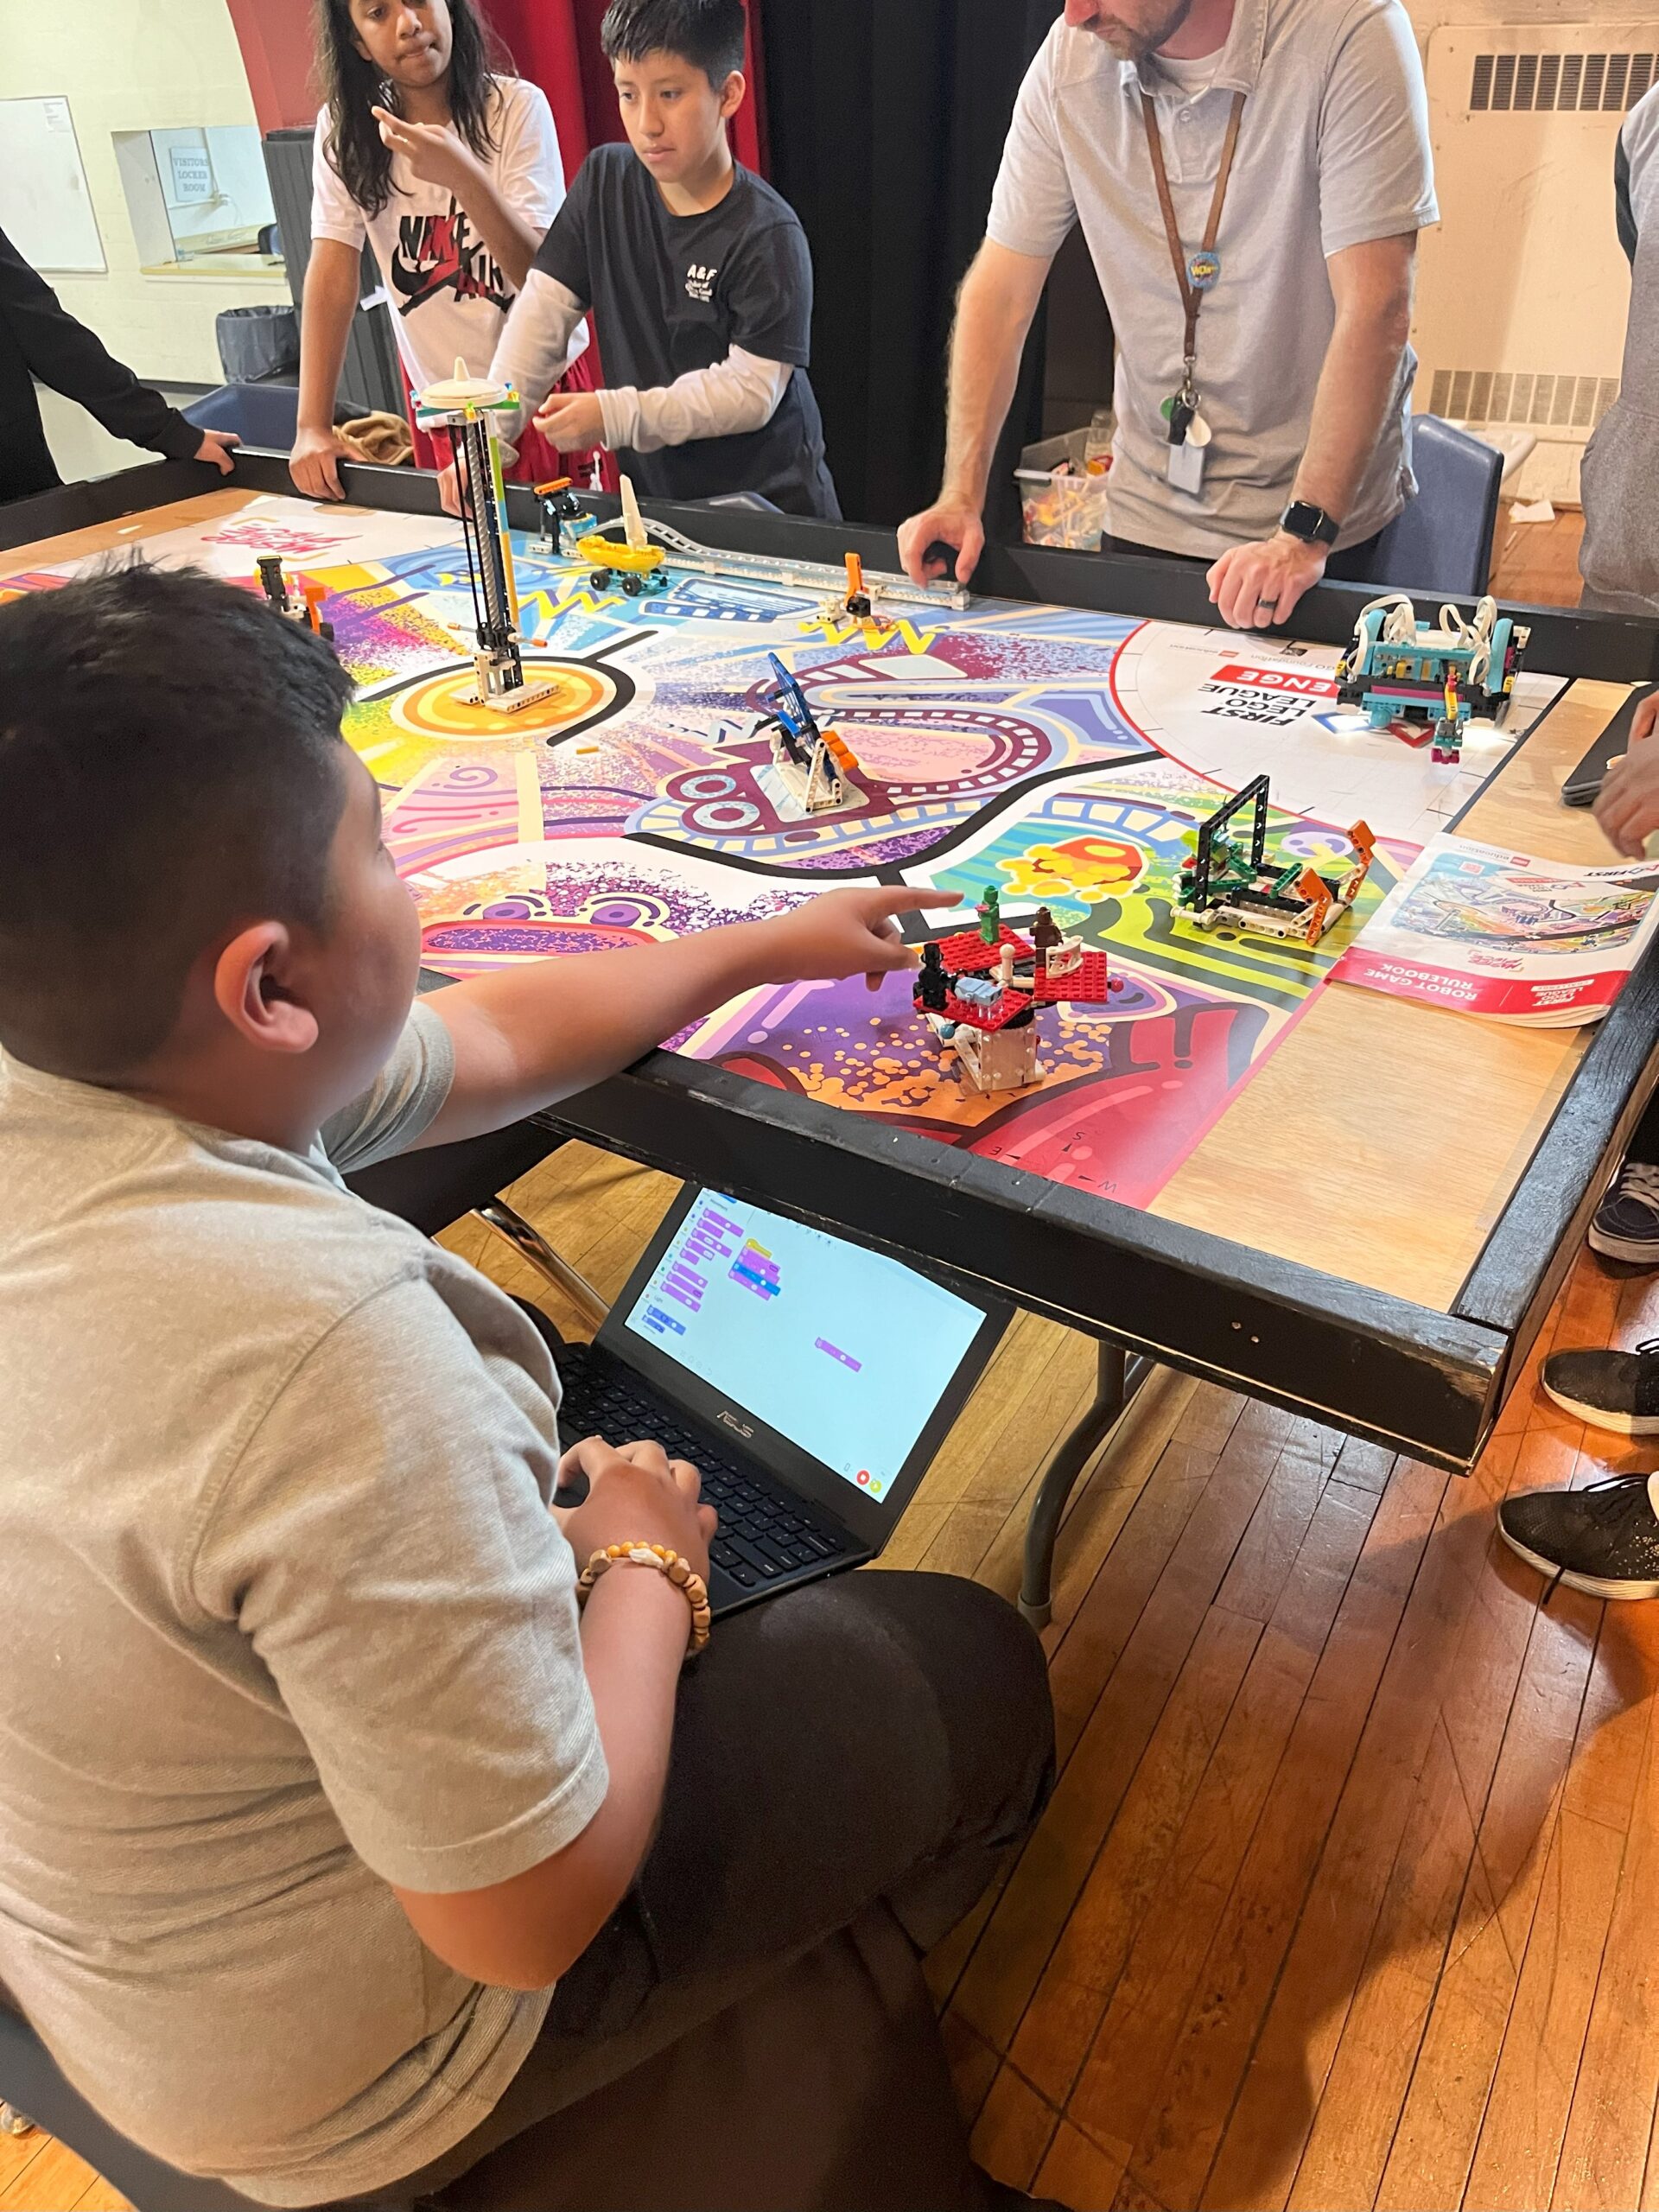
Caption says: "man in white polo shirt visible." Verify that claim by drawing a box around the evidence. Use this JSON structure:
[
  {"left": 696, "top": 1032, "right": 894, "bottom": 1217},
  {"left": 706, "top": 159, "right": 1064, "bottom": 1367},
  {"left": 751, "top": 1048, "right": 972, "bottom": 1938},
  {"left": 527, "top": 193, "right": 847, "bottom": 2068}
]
[{"left": 899, "top": 0, "right": 1437, "bottom": 631}]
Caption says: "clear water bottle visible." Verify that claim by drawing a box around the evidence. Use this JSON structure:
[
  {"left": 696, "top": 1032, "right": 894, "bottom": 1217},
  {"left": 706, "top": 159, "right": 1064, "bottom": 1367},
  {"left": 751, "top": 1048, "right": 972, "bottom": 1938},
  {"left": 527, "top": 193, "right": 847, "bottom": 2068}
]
[{"left": 1084, "top": 407, "right": 1115, "bottom": 477}]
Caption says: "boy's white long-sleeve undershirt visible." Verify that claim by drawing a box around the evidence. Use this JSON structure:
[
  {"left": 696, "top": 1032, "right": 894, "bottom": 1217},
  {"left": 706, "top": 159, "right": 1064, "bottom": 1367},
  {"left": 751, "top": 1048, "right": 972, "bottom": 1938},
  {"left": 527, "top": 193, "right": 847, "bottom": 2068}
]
[{"left": 488, "top": 270, "right": 792, "bottom": 456}]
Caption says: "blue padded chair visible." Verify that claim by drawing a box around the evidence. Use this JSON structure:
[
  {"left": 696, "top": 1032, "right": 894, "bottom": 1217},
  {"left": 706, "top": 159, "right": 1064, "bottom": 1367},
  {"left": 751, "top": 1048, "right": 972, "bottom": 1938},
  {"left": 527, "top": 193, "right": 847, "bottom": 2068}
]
[
  {"left": 182, "top": 382, "right": 302, "bottom": 452},
  {"left": 1351, "top": 414, "right": 1505, "bottom": 600}
]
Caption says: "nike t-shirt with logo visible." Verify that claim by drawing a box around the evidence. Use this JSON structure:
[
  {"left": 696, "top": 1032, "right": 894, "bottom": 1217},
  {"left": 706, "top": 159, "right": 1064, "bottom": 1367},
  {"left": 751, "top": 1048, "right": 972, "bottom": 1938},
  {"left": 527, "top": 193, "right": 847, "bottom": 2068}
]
[
  {"left": 533, "top": 143, "right": 837, "bottom": 517},
  {"left": 311, "top": 76, "right": 565, "bottom": 398}
]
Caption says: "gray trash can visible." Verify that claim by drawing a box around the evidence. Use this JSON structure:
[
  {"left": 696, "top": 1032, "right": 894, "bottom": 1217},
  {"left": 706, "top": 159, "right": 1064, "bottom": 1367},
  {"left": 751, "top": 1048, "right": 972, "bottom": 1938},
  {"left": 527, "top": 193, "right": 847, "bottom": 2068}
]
[{"left": 215, "top": 303, "right": 299, "bottom": 384}]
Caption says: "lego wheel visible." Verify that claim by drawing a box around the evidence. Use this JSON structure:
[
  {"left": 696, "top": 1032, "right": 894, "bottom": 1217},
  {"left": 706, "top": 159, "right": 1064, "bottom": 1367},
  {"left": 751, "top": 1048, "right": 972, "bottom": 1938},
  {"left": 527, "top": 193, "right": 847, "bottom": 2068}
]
[
  {"left": 590, "top": 569, "right": 613, "bottom": 592},
  {"left": 621, "top": 575, "right": 645, "bottom": 597}
]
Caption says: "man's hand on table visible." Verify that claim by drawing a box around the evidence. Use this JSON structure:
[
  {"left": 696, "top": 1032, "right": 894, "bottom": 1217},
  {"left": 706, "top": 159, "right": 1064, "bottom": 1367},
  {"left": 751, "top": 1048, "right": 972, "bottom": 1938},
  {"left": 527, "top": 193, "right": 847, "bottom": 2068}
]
[
  {"left": 1207, "top": 531, "right": 1329, "bottom": 631},
  {"left": 1595, "top": 692, "right": 1659, "bottom": 857},
  {"left": 898, "top": 495, "right": 986, "bottom": 588}
]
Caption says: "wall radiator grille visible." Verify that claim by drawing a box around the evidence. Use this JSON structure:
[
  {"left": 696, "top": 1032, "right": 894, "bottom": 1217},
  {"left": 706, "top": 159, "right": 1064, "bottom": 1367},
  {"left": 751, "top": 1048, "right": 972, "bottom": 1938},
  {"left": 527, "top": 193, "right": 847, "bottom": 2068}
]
[
  {"left": 1469, "top": 49, "right": 1656, "bottom": 112},
  {"left": 1425, "top": 368, "right": 1620, "bottom": 430}
]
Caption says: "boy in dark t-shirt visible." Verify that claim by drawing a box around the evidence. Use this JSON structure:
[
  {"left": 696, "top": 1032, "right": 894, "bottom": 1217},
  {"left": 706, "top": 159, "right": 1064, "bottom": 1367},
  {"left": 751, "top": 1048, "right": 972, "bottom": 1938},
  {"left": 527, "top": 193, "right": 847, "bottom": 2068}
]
[{"left": 487, "top": 0, "right": 838, "bottom": 518}]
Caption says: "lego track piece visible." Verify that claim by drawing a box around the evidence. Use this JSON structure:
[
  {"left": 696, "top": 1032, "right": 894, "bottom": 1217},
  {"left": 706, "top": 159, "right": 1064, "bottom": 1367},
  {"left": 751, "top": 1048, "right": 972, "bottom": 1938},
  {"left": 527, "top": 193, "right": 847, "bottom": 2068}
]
[{"left": 638, "top": 519, "right": 969, "bottom": 613}]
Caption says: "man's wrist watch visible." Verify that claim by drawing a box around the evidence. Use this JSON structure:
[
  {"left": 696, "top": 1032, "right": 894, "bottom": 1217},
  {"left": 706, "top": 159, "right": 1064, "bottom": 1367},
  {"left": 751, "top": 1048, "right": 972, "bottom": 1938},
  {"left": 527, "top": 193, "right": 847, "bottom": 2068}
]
[{"left": 1280, "top": 500, "right": 1341, "bottom": 549}]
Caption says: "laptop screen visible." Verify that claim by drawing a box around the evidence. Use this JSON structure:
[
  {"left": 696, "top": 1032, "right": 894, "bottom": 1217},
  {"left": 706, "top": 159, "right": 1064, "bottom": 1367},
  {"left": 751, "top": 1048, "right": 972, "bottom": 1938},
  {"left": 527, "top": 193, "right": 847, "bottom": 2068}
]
[{"left": 620, "top": 1192, "right": 988, "bottom": 1503}]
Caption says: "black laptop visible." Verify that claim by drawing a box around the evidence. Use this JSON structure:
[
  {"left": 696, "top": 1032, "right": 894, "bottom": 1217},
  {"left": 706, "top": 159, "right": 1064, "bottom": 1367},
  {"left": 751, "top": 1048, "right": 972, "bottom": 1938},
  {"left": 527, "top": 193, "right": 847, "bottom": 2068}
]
[
  {"left": 1562, "top": 683, "right": 1658, "bottom": 806},
  {"left": 554, "top": 1187, "right": 1011, "bottom": 1618}
]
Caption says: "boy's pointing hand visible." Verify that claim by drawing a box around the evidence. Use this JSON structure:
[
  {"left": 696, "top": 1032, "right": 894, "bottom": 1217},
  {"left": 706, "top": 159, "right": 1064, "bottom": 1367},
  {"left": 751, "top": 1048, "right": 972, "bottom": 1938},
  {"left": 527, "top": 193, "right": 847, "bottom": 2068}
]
[{"left": 759, "top": 887, "right": 963, "bottom": 995}]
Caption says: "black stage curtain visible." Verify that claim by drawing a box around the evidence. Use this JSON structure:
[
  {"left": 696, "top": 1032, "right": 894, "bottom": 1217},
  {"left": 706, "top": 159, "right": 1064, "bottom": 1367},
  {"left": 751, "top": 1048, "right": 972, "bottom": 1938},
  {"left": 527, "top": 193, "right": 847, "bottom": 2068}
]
[{"left": 760, "top": 1, "right": 1062, "bottom": 534}]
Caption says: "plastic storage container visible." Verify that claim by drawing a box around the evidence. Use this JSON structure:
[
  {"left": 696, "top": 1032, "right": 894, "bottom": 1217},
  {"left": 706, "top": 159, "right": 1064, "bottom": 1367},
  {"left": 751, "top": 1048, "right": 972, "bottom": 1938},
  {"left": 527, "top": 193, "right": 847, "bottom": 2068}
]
[{"left": 1015, "top": 416, "right": 1114, "bottom": 551}]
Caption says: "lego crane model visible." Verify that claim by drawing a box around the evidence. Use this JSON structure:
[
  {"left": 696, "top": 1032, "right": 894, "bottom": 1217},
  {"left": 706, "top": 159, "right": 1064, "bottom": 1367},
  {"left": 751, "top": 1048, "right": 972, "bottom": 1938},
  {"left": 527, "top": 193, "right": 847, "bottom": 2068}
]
[{"left": 414, "top": 361, "right": 556, "bottom": 712}]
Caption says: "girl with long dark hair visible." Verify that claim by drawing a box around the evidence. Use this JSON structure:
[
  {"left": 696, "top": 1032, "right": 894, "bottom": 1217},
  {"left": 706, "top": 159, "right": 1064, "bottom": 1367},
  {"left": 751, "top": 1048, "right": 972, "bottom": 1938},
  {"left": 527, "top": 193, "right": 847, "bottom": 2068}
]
[{"left": 292, "top": 0, "right": 590, "bottom": 498}]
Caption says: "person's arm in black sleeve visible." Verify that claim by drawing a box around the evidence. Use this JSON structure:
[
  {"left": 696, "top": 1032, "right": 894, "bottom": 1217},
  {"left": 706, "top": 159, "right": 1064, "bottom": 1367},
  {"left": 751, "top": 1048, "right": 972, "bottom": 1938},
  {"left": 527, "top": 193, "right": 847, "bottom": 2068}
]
[
  {"left": 1618, "top": 133, "right": 1638, "bottom": 267},
  {"left": 0, "top": 228, "right": 234, "bottom": 469}
]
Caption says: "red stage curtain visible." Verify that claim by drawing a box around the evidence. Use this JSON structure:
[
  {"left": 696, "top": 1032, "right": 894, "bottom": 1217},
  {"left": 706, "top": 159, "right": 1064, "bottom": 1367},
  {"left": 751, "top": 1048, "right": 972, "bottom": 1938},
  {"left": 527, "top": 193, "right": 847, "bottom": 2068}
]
[
  {"left": 487, "top": 0, "right": 769, "bottom": 178},
  {"left": 224, "top": 0, "right": 321, "bottom": 131},
  {"left": 225, "top": 0, "right": 768, "bottom": 192}
]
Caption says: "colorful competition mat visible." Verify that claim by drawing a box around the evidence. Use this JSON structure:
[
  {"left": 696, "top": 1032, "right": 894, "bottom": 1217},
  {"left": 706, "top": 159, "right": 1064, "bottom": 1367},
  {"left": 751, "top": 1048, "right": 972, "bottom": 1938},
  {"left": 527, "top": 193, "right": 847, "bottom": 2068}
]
[{"left": 3, "top": 495, "right": 1567, "bottom": 1211}]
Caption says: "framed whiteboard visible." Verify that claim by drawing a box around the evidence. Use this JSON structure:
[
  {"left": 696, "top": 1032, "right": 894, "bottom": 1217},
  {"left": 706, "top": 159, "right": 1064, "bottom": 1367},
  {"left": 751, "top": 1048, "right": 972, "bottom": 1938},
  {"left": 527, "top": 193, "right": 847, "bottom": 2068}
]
[{"left": 0, "top": 97, "right": 105, "bottom": 273}]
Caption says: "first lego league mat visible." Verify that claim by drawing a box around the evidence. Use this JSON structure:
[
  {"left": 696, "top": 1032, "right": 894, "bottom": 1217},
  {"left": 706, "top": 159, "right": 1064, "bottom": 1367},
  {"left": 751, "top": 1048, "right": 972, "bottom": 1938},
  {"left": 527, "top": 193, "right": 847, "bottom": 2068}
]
[{"left": 1, "top": 494, "right": 1567, "bottom": 1211}]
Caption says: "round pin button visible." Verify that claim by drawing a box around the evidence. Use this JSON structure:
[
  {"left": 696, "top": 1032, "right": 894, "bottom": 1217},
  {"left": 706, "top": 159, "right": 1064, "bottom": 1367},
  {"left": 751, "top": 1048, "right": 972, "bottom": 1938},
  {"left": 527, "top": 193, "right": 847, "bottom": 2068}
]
[{"left": 1186, "top": 248, "right": 1222, "bottom": 292}]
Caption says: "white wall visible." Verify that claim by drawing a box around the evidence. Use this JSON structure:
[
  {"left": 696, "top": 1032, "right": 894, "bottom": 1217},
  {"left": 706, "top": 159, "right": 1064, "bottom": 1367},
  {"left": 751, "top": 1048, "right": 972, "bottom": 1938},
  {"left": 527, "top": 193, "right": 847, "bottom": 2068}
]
[
  {"left": 0, "top": 0, "right": 289, "bottom": 385},
  {"left": 1405, "top": 0, "right": 1659, "bottom": 39}
]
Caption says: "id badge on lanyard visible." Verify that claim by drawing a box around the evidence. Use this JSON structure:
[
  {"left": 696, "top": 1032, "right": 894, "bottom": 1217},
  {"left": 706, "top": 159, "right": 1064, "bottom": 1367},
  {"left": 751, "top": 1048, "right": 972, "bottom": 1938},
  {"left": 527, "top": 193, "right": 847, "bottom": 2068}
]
[{"left": 1142, "top": 88, "right": 1245, "bottom": 495}]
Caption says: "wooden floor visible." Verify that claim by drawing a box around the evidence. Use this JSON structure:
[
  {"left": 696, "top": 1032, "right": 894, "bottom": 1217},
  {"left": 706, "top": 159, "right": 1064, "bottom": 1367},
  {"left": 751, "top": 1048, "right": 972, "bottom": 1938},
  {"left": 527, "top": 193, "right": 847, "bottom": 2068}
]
[
  {"left": 14, "top": 1133, "right": 1659, "bottom": 2212},
  {"left": 9, "top": 502, "right": 1623, "bottom": 2212},
  {"left": 1490, "top": 506, "right": 1586, "bottom": 608}
]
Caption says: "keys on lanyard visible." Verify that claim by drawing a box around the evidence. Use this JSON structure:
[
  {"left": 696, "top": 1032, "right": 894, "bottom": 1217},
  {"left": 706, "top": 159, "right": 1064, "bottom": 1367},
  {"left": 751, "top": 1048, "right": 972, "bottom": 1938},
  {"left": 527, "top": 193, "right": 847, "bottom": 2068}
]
[{"left": 1161, "top": 376, "right": 1211, "bottom": 453}]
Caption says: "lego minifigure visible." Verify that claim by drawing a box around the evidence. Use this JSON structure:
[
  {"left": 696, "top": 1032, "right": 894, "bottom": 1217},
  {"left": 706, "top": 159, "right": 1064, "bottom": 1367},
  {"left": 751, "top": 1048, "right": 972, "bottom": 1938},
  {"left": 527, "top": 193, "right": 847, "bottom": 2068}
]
[
  {"left": 915, "top": 940, "right": 950, "bottom": 1014},
  {"left": 1431, "top": 672, "right": 1464, "bottom": 766},
  {"left": 978, "top": 886, "right": 1002, "bottom": 945}
]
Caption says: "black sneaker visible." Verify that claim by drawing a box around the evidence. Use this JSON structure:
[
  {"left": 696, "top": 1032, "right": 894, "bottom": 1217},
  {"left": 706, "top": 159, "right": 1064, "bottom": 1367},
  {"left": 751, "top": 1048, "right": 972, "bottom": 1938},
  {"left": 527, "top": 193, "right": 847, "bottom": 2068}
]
[
  {"left": 1541, "top": 1340, "right": 1659, "bottom": 1436},
  {"left": 1590, "top": 1161, "right": 1659, "bottom": 1264},
  {"left": 1499, "top": 1472, "right": 1659, "bottom": 1600}
]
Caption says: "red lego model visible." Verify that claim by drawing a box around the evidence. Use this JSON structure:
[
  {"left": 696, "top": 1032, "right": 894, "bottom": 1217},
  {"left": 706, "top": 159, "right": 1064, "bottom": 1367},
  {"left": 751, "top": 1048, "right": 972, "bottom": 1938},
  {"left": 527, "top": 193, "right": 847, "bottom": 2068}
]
[{"left": 915, "top": 904, "right": 1122, "bottom": 1095}]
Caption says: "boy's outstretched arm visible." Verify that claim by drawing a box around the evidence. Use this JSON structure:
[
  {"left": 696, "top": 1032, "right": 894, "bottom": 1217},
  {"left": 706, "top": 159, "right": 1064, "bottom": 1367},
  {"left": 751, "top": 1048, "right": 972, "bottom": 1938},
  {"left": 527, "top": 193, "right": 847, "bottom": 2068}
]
[
  {"left": 416, "top": 887, "right": 959, "bottom": 1150},
  {"left": 489, "top": 271, "right": 591, "bottom": 442},
  {"left": 537, "top": 351, "right": 791, "bottom": 456}
]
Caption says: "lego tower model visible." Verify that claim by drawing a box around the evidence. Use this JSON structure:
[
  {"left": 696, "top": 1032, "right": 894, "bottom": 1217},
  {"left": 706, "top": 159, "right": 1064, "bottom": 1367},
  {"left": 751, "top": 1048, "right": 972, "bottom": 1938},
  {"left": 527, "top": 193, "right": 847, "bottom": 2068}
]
[{"left": 415, "top": 361, "right": 556, "bottom": 712}]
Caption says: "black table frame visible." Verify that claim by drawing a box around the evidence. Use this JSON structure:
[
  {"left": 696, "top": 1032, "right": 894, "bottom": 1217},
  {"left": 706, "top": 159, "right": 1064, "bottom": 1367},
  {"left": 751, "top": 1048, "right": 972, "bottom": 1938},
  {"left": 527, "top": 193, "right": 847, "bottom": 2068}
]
[{"left": 10, "top": 454, "right": 1659, "bottom": 1618}]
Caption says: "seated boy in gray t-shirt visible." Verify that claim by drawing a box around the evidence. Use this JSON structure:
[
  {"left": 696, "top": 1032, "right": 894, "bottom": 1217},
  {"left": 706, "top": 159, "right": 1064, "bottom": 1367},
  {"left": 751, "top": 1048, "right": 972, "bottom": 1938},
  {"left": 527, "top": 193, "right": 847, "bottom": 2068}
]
[{"left": 0, "top": 565, "right": 956, "bottom": 2206}]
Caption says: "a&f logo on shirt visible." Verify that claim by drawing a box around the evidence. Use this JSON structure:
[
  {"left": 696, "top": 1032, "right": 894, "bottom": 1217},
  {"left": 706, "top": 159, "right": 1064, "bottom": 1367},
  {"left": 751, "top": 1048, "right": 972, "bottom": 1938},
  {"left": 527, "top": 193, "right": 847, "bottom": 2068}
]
[{"left": 685, "top": 263, "right": 717, "bottom": 304}]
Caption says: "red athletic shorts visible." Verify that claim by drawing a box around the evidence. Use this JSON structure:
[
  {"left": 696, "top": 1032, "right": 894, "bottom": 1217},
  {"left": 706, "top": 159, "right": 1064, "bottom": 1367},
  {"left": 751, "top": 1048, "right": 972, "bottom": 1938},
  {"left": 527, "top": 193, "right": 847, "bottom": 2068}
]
[{"left": 404, "top": 343, "right": 615, "bottom": 492}]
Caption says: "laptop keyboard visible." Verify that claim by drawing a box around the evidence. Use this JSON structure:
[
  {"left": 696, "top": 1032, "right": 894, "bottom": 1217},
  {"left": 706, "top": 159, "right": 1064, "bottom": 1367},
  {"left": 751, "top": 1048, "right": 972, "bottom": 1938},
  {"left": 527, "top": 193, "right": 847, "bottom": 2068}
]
[{"left": 556, "top": 1357, "right": 855, "bottom": 1594}]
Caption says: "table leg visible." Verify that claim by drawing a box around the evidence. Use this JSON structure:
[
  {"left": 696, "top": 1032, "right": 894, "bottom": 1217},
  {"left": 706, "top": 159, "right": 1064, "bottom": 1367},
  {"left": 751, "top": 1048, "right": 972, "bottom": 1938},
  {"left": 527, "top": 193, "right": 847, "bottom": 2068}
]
[{"left": 1020, "top": 1342, "right": 1155, "bottom": 1630}]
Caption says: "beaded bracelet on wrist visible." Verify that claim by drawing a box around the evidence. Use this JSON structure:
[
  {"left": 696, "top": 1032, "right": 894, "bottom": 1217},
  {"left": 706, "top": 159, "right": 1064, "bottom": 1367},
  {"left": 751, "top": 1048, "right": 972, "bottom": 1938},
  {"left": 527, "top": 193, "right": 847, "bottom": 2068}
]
[{"left": 575, "top": 1543, "right": 713, "bottom": 1659}]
